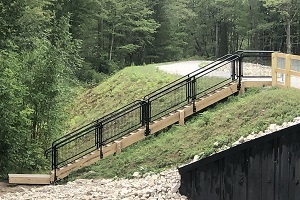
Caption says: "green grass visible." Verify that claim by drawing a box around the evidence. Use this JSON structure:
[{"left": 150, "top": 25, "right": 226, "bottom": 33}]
[
  {"left": 55, "top": 64, "right": 232, "bottom": 169},
  {"left": 68, "top": 64, "right": 180, "bottom": 130},
  {"left": 66, "top": 86, "right": 300, "bottom": 180}
]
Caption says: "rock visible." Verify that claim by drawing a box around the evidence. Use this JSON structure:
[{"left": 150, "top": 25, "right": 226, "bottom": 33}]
[
  {"left": 282, "top": 122, "right": 288, "bottom": 127},
  {"left": 171, "top": 183, "right": 180, "bottom": 193},
  {"left": 213, "top": 141, "right": 219, "bottom": 148},
  {"left": 232, "top": 141, "right": 240, "bottom": 147},
  {"left": 238, "top": 136, "right": 245, "bottom": 144},
  {"left": 294, "top": 117, "right": 300, "bottom": 122},
  {"left": 288, "top": 121, "right": 297, "bottom": 126},
  {"left": 192, "top": 155, "right": 200, "bottom": 162},
  {"left": 132, "top": 172, "right": 141, "bottom": 178},
  {"left": 199, "top": 152, "right": 205, "bottom": 159},
  {"left": 268, "top": 124, "right": 277, "bottom": 131},
  {"left": 246, "top": 134, "right": 256, "bottom": 141}
]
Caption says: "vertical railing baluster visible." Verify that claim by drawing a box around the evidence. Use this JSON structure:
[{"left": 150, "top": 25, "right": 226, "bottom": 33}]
[
  {"left": 142, "top": 100, "right": 150, "bottom": 136},
  {"left": 238, "top": 55, "right": 243, "bottom": 90},
  {"left": 186, "top": 76, "right": 191, "bottom": 103},
  {"left": 95, "top": 121, "right": 99, "bottom": 149},
  {"left": 99, "top": 122, "right": 103, "bottom": 159},
  {"left": 53, "top": 146, "right": 58, "bottom": 182},
  {"left": 231, "top": 59, "right": 236, "bottom": 81},
  {"left": 191, "top": 77, "right": 196, "bottom": 113}
]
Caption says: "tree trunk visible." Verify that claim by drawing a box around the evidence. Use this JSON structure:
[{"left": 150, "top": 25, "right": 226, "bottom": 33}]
[
  {"left": 286, "top": 0, "right": 292, "bottom": 54},
  {"left": 248, "top": 0, "right": 258, "bottom": 49},
  {"left": 32, "top": 104, "right": 38, "bottom": 141},
  {"left": 286, "top": 15, "right": 292, "bottom": 54},
  {"left": 109, "top": 24, "right": 115, "bottom": 61},
  {"left": 219, "top": 22, "right": 228, "bottom": 56},
  {"left": 98, "top": 19, "right": 104, "bottom": 51},
  {"left": 215, "top": 23, "right": 219, "bottom": 57}
]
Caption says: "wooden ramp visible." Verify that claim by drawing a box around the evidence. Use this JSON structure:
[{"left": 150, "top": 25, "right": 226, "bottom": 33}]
[
  {"left": 52, "top": 82, "right": 240, "bottom": 181},
  {"left": 8, "top": 174, "right": 51, "bottom": 185},
  {"left": 9, "top": 80, "right": 272, "bottom": 184}
]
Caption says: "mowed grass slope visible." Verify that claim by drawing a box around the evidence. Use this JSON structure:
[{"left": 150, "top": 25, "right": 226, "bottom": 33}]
[
  {"left": 69, "top": 65, "right": 180, "bottom": 130},
  {"left": 69, "top": 87, "right": 300, "bottom": 180}
]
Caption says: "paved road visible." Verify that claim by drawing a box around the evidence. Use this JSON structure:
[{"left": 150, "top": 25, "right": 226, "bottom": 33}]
[
  {"left": 157, "top": 60, "right": 273, "bottom": 78},
  {"left": 157, "top": 61, "right": 210, "bottom": 76}
]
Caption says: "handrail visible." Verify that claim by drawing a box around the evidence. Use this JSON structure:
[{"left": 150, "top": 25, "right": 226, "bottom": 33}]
[
  {"left": 45, "top": 100, "right": 143, "bottom": 157},
  {"left": 144, "top": 54, "right": 235, "bottom": 99},
  {"left": 46, "top": 50, "right": 274, "bottom": 182}
]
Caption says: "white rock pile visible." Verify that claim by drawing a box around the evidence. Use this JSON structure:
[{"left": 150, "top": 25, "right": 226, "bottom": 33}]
[
  {"left": 231, "top": 116, "right": 300, "bottom": 147},
  {"left": 1, "top": 169, "right": 187, "bottom": 200},
  {"left": 190, "top": 117, "right": 300, "bottom": 162},
  {"left": 216, "top": 117, "right": 300, "bottom": 153}
]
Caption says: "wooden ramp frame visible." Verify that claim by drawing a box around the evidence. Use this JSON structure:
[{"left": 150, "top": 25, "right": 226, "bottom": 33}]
[
  {"left": 8, "top": 174, "right": 51, "bottom": 185},
  {"left": 9, "top": 80, "right": 272, "bottom": 184},
  {"left": 53, "top": 82, "right": 239, "bottom": 181}
]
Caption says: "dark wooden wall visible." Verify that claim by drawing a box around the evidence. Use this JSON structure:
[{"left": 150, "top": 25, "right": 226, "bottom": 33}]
[{"left": 179, "top": 123, "right": 300, "bottom": 200}]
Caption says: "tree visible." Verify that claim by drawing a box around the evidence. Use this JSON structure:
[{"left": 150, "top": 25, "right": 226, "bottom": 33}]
[
  {"left": 262, "top": 0, "right": 300, "bottom": 53},
  {"left": 0, "top": 0, "right": 82, "bottom": 176}
]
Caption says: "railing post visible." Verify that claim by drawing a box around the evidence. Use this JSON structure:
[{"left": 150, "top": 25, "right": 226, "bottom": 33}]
[
  {"left": 237, "top": 55, "right": 243, "bottom": 90},
  {"left": 99, "top": 123, "right": 103, "bottom": 158},
  {"left": 95, "top": 121, "right": 103, "bottom": 158},
  {"left": 52, "top": 145, "right": 58, "bottom": 182},
  {"left": 285, "top": 54, "right": 291, "bottom": 88},
  {"left": 141, "top": 100, "right": 150, "bottom": 136},
  {"left": 186, "top": 76, "right": 191, "bottom": 103},
  {"left": 95, "top": 121, "right": 99, "bottom": 149},
  {"left": 191, "top": 77, "right": 196, "bottom": 112},
  {"left": 231, "top": 59, "right": 236, "bottom": 81},
  {"left": 186, "top": 76, "right": 196, "bottom": 112},
  {"left": 271, "top": 52, "right": 278, "bottom": 86}
]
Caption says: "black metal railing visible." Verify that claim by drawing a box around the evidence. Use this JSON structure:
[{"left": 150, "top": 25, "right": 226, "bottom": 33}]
[
  {"left": 46, "top": 50, "right": 274, "bottom": 181},
  {"left": 235, "top": 50, "right": 274, "bottom": 78}
]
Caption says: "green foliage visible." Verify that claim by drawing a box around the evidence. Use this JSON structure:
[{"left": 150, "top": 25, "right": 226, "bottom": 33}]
[
  {"left": 0, "top": 0, "right": 82, "bottom": 178},
  {"left": 0, "top": 50, "right": 31, "bottom": 177}
]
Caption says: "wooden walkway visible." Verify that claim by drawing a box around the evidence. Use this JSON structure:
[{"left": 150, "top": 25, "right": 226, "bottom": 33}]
[{"left": 9, "top": 80, "right": 272, "bottom": 185}]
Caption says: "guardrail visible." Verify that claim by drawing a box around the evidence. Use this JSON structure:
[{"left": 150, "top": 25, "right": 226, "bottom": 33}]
[{"left": 45, "top": 50, "right": 274, "bottom": 181}]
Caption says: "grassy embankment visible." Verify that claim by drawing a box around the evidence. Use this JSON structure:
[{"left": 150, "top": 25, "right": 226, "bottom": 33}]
[
  {"left": 68, "top": 64, "right": 180, "bottom": 130},
  {"left": 67, "top": 63, "right": 300, "bottom": 181}
]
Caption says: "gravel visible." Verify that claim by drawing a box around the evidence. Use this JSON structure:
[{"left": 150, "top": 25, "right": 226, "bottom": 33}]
[
  {"left": 157, "top": 60, "right": 272, "bottom": 77},
  {"left": 1, "top": 169, "right": 187, "bottom": 200}
]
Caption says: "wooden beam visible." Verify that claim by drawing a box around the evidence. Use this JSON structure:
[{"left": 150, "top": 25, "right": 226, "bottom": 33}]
[
  {"left": 115, "top": 141, "right": 122, "bottom": 153},
  {"left": 9, "top": 174, "right": 50, "bottom": 185},
  {"left": 195, "top": 83, "right": 238, "bottom": 112},
  {"left": 242, "top": 80, "right": 272, "bottom": 88},
  {"left": 285, "top": 54, "right": 291, "bottom": 87},
  {"left": 178, "top": 110, "right": 185, "bottom": 125},
  {"left": 150, "top": 113, "right": 179, "bottom": 134},
  {"left": 272, "top": 52, "right": 278, "bottom": 86}
]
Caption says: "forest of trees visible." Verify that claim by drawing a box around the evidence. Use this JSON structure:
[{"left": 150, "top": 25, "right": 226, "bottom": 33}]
[{"left": 1, "top": 0, "right": 300, "bottom": 176}]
